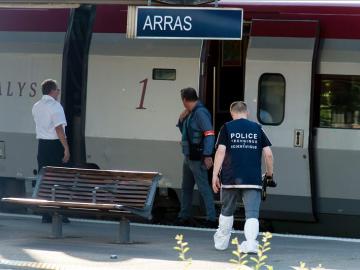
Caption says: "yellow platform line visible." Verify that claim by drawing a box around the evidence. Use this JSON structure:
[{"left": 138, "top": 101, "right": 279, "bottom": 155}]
[{"left": 0, "top": 259, "right": 60, "bottom": 270}]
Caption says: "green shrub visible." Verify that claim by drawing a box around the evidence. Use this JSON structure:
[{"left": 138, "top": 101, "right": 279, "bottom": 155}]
[{"left": 174, "top": 233, "right": 329, "bottom": 270}]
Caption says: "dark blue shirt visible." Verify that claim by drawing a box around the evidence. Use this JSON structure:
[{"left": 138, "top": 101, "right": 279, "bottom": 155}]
[{"left": 216, "top": 118, "right": 271, "bottom": 189}]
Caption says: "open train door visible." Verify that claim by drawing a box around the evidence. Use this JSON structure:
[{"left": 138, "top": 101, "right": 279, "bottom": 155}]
[{"left": 245, "top": 20, "right": 320, "bottom": 221}]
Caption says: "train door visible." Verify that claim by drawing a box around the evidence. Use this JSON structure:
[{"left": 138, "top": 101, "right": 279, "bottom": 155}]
[
  {"left": 199, "top": 28, "right": 249, "bottom": 207},
  {"left": 200, "top": 24, "right": 250, "bottom": 132},
  {"left": 244, "top": 20, "right": 319, "bottom": 221}
]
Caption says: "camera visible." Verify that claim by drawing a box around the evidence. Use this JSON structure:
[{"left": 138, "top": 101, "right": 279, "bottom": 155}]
[
  {"left": 264, "top": 174, "right": 277, "bottom": 188},
  {"left": 261, "top": 174, "right": 277, "bottom": 201}
]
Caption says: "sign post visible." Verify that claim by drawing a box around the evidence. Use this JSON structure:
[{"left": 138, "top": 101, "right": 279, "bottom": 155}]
[{"left": 127, "top": 6, "right": 243, "bottom": 40}]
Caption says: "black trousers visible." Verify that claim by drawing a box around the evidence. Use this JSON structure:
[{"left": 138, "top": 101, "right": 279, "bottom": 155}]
[
  {"left": 37, "top": 139, "right": 66, "bottom": 221},
  {"left": 37, "top": 139, "right": 64, "bottom": 172}
]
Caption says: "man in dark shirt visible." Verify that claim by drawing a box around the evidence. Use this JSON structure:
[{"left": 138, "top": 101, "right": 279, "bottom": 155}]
[
  {"left": 176, "top": 87, "right": 216, "bottom": 227},
  {"left": 212, "top": 101, "right": 274, "bottom": 252}
]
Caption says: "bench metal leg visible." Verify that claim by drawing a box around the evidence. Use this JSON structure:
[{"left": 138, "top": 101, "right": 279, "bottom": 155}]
[
  {"left": 116, "top": 218, "right": 130, "bottom": 244},
  {"left": 51, "top": 213, "right": 63, "bottom": 238}
]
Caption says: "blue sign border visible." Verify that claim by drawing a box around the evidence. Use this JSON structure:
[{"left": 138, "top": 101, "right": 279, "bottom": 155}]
[{"left": 135, "top": 6, "right": 243, "bottom": 40}]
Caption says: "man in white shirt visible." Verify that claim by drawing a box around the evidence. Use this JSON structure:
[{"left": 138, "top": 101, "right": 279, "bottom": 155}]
[{"left": 32, "top": 79, "right": 70, "bottom": 223}]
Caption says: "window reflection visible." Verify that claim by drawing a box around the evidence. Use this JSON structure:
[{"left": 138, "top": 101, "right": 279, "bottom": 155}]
[
  {"left": 319, "top": 75, "right": 360, "bottom": 129},
  {"left": 152, "top": 69, "right": 176, "bottom": 81},
  {"left": 258, "top": 73, "right": 286, "bottom": 125}
]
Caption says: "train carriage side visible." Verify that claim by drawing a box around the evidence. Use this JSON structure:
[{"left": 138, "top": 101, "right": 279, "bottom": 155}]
[
  {"left": 84, "top": 32, "right": 203, "bottom": 198},
  {"left": 0, "top": 9, "right": 68, "bottom": 202},
  {"left": 240, "top": 5, "right": 360, "bottom": 221},
  {"left": 314, "top": 38, "right": 360, "bottom": 218},
  {"left": 85, "top": 4, "right": 360, "bottom": 222}
]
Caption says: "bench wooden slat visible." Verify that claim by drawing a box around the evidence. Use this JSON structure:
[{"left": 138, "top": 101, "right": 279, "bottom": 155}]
[
  {"left": 3, "top": 198, "right": 145, "bottom": 212},
  {"left": 38, "top": 191, "right": 148, "bottom": 200},
  {"left": 45, "top": 171, "right": 157, "bottom": 179},
  {"left": 44, "top": 172, "right": 155, "bottom": 180},
  {"left": 37, "top": 193, "right": 147, "bottom": 204},
  {"left": 2, "top": 198, "right": 123, "bottom": 210},
  {"left": 42, "top": 184, "right": 150, "bottom": 192},
  {"left": 38, "top": 191, "right": 147, "bottom": 201},
  {"left": 42, "top": 176, "right": 153, "bottom": 185},
  {"left": 38, "top": 187, "right": 148, "bottom": 195},
  {"left": 41, "top": 178, "right": 152, "bottom": 185},
  {"left": 39, "top": 184, "right": 150, "bottom": 193},
  {"left": 37, "top": 190, "right": 148, "bottom": 199},
  {"left": 45, "top": 168, "right": 158, "bottom": 179},
  {"left": 43, "top": 174, "right": 155, "bottom": 181}
]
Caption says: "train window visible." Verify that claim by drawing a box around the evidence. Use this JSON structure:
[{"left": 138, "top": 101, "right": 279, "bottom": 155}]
[
  {"left": 317, "top": 75, "right": 360, "bottom": 129},
  {"left": 152, "top": 69, "right": 176, "bottom": 81},
  {"left": 258, "top": 73, "right": 286, "bottom": 125}
]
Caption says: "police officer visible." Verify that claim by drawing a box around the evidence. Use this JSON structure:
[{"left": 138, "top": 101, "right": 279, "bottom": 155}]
[
  {"left": 212, "top": 101, "right": 274, "bottom": 252},
  {"left": 176, "top": 87, "right": 217, "bottom": 228},
  {"left": 32, "top": 79, "right": 70, "bottom": 223}
]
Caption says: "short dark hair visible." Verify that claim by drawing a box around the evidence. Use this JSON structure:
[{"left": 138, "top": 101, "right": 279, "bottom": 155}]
[
  {"left": 230, "top": 101, "right": 247, "bottom": 113},
  {"left": 180, "top": 87, "right": 198, "bottom": 101},
  {"left": 41, "top": 79, "right": 58, "bottom": 95}
]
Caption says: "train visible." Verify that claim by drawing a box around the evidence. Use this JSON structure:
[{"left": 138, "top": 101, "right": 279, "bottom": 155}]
[{"left": 0, "top": 0, "right": 360, "bottom": 229}]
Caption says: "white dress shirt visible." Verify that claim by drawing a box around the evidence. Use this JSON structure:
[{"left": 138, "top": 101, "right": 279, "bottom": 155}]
[{"left": 32, "top": 95, "right": 67, "bottom": 140}]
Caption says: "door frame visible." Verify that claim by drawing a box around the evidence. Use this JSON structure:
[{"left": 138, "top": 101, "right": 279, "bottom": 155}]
[{"left": 248, "top": 19, "right": 321, "bottom": 221}]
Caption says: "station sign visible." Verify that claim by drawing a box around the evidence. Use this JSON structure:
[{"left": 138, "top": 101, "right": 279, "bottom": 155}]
[{"left": 127, "top": 6, "right": 243, "bottom": 40}]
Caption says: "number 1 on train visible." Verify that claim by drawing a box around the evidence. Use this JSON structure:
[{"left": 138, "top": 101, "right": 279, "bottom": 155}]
[{"left": 137, "top": 78, "right": 148, "bottom": 109}]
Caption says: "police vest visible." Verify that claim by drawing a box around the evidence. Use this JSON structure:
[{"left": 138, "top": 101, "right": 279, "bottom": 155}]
[{"left": 221, "top": 119, "right": 265, "bottom": 189}]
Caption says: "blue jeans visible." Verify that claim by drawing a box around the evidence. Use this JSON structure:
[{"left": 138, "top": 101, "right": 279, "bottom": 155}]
[
  {"left": 179, "top": 157, "right": 216, "bottom": 221},
  {"left": 221, "top": 188, "right": 261, "bottom": 219}
]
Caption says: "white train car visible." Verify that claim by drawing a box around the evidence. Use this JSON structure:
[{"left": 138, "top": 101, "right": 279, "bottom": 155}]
[
  {"left": 0, "top": 9, "right": 68, "bottom": 207},
  {"left": 85, "top": 36, "right": 201, "bottom": 192},
  {"left": 1, "top": 1, "right": 360, "bottom": 230}
]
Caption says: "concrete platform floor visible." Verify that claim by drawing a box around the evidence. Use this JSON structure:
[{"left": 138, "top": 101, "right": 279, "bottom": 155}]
[{"left": 0, "top": 213, "right": 360, "bottom": 270}]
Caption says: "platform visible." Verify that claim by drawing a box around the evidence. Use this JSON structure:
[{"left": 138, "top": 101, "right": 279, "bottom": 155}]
[{"left": 0, "top": 213, "right": 359, "bottom": 270}]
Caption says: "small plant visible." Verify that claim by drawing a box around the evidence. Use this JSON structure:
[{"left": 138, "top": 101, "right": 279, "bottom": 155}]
[
  {"left": 292, "top": 262, "right": 327, "bottom": 270},
  {"left": 230, "top": 232, "right": 273, "bottom": 270},
  {"left": 174, "top": 234, "right": 192, "bottom": 270},
  {"left": 229, "top": 237, "right": 251, "bottom": 270},
  {"left": 174, "top": 232, "right": 329, "bottom": 270},
  {"left": 250, "top": 232, "right": 273, "bottom": 270}
]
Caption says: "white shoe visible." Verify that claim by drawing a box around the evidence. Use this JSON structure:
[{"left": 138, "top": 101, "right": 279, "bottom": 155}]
[
  {"left": 242, "top": 218, "right": 259, "bottom": 254},
  {"left": 214, "top": 215, "right": 234, "bottom": 250},
  {"left": 239, "top": 240, "right": 258, "bottom": 254}
]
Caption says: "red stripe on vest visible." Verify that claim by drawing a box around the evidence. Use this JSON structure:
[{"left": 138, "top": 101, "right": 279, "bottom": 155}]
[{"left": 204, "top": 130, "right": 215, "bottom": 136}]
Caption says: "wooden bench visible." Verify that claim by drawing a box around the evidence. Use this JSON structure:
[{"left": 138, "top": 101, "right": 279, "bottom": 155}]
[{"left": 2, "top": 166, "right": 162, "bottom": 243}]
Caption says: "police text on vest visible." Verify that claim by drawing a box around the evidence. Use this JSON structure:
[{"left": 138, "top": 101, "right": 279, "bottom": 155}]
[{"left": 230, "top": 133, "right": 258, "bottom": 140}]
